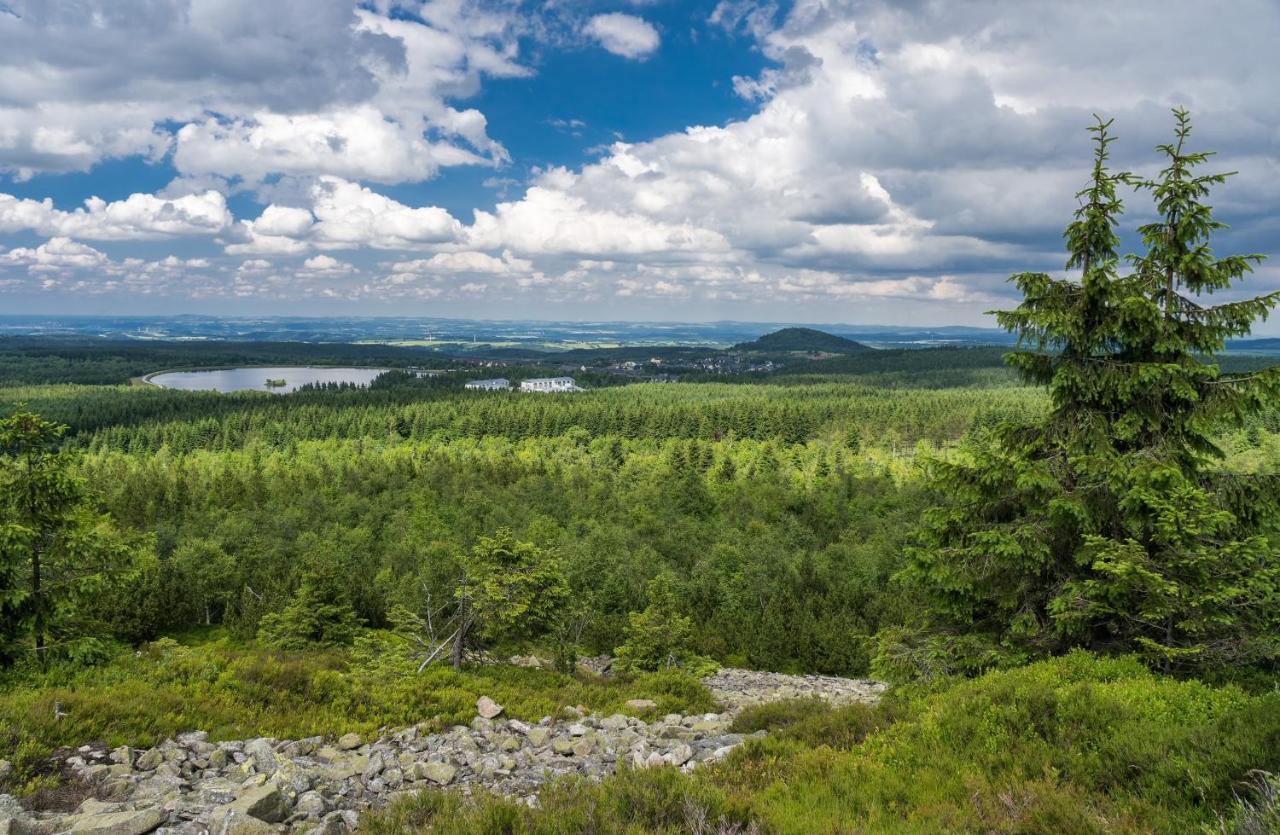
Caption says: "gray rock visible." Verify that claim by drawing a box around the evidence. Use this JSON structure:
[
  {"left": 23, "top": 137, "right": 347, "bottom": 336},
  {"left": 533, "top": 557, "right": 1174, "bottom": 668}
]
[
  {"left": 229, "top": 783, "right": 289, "bottom": 824},
  {"left": 294, "top": 790, "right": 329, "bottom": 819},
  {"left": 417, "top": 762, "right": 456, "bottom": 786},
  {"left": 600, "top": 714, "right": 629, "bottom": 731},
  {"left": 475, "top": 696, "right": 503, "bottom": 720},
  {"left": 361, "top": 752, "right": 384, "bottom": 782},
  {"left": 303, "top": 817, "right": 348, "bottom": 835},
  {"left": 64, "top": 808, "right": 169, "bottom": 834},
  {"left": 134, "top": 749, "right": 163, "bottom": 772},
  {"left": 665, "top": 745, "right": 694, "bottom": 767},
  {"left": 624, "top": 699, "right": 657, "bottom": 711},
  {"left": 209, "top": 809, "right": 275, "bottom": 835},
  {"left": 335, "top": 734, "right": 361, "bottom": 751},
  {"left": 240, "top": 740, "right": 277, "bottom": 777}
]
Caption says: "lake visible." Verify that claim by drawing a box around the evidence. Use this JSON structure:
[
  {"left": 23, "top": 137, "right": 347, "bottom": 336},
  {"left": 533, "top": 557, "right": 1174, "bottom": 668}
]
[{"left": 147, "top": 366, "right": 388, "bottom": 394}]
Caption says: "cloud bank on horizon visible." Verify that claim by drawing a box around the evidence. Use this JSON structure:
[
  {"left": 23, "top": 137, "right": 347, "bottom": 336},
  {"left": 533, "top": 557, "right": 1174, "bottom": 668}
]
[{"left": 0, "top": 0, "right": 1276, "bottom": 325}]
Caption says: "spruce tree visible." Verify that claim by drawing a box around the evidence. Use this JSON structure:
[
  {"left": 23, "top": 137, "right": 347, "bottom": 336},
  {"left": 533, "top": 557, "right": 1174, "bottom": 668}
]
[
  {"left": 1, "top": 409, "right": 136, "bottom": 667},
  {"left": 888, "top": 112, "right": 1280, "bottom": 675}
]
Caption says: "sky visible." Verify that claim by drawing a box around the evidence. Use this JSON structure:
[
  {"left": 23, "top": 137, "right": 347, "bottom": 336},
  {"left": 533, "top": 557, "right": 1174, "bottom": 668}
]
[{"left": 0, "top": 0, "right": 1277, "bottom": 327}]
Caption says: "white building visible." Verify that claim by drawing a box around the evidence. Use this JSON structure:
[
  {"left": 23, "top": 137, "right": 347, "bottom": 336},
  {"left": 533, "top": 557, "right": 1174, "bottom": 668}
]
[
  {"left": 520, "top": 376, "right": 578, "bottom": 393},
  {"left": 465, "top": 378, "right": 511, "bottom": 391}
]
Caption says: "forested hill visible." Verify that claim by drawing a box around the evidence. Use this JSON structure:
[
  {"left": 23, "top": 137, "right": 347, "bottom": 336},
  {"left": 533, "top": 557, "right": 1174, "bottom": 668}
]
[{"left": 734, "top": 327, "right": 870, "bottom": 353}]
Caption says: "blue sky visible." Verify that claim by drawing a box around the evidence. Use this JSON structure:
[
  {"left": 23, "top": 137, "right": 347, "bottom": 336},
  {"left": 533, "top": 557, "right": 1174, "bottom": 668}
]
[{"left": 1, "top": 0, "right": 1277, "bottom": 328}]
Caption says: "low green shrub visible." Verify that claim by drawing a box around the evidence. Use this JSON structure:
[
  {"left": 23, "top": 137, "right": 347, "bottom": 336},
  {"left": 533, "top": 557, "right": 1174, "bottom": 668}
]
[
  {"left": 365, "top": 767, "right": 754, "bottom": 835},
  {"left": 729, "top": 697, "right": 830, "bottom": 734}
]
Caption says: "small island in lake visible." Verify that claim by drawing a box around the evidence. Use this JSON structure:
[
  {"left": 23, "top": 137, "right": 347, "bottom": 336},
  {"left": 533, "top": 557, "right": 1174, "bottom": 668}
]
[{"left": 264, "top": 378, "right": 287, "bottom": 388}]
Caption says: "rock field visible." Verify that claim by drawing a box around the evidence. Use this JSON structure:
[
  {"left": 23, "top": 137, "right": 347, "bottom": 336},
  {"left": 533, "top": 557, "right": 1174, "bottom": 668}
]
[{"left": 0, "top": 667, "right": 885, "bottom": 834}]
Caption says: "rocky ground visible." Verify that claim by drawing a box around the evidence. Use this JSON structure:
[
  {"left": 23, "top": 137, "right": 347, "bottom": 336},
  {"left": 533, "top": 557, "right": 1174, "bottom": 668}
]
[{"left": 0, "top": 668, "right": 884, "bottom": 835}]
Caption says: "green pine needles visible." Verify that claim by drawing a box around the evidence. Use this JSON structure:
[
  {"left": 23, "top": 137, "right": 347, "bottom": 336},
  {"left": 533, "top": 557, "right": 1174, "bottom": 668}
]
[{"left": 888, "top": 111, "right": 1280, "bottom": 677}]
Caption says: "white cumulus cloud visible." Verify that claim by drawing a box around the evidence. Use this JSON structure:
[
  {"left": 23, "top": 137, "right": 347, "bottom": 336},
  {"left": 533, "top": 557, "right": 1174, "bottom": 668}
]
[
  {"left": 0, "top": 191, "right": 232, "bottom": 240},
  {"left": 583, "top": 13, "right": 661, "bottom": 60}
]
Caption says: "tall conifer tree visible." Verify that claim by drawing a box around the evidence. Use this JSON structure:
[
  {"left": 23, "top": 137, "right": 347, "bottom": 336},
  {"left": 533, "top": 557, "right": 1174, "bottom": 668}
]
[{"left": 889, "top": 113, "right": 1280, "bottom": 674}]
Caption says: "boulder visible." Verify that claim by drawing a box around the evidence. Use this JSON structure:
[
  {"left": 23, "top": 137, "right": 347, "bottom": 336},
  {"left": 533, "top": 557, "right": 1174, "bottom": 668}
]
[
  {"left": 335, "top": 733, "right": 362, "bottom": 751},
  {"left": 361, "top": 752, "right": 385, "bottom": 782},
  {"left": 303, "top": 817, "right": 349, "bottom": 835},
  {"left": 600, "top": 714, "right": 629, "bottom": 731},
  {"left": 209, "top": 809, "right": 276, "bottom": 835},
  {"left": 64, "top": 808, "right": 168, "bottom": 834},
  {"left": 417, "top": 762, "right": 456, "bottom": 786},
  {"left": 0, "top": 795, "right": 27, "bottom": 818},
  {"left": 475, "top": 696, "right": 504, "bottom": 720},
  {"left": 229, "top": 782, "right": 290, "bottom": 824},
  {"left": 294, "top": 790, "right": 330, "bottom": 819},
  {"left": 241, "top": 739, "right": 278, "bottom": 776},
  {"left": 524, "top": 727, "right": 551, "bottom": 747},
  {"left": 133, "top": 749, "right": 163, "bottom": 771},
  {"left": 624, "top": 699, "right": 657, "bottom": 711},
  {"left": 665, "top": 745, "right": 694, "bottom": 767}
]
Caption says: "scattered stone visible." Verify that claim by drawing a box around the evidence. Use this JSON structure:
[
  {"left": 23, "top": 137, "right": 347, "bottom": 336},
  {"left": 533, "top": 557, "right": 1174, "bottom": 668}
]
[
  {"left": 703, "top": 668, "right": 887, "bottom": 712},
  {"left": 476, "top": 696, "right": 504, "bottom": 720},
  {"left": 32, "top": 666, "right": 885, "bottom": 835},
  {"left": 509, "top": 655, "right": 548, "bottom": 669}
]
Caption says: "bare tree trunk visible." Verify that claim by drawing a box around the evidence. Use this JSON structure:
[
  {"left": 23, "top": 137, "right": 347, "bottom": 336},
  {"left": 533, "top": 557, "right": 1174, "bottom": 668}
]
[
  {"left": 32, "top": 537, "right": 44, "bottom": 665},
  {"left": 451, "top": 622, "right": 467, "bottom": 669},
  {"left": 451, "top": 597, "right": 471, "bottom": 670}
]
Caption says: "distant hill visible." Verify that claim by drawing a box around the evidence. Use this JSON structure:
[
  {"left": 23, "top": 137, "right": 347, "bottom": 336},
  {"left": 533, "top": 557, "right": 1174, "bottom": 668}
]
[{"left": 734, "top": 327, "right": 871, "bottom": 354}]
